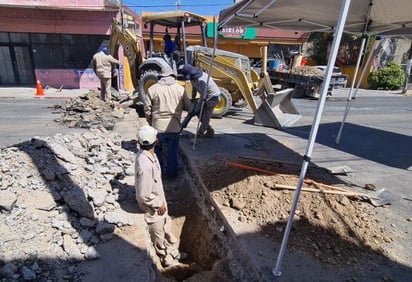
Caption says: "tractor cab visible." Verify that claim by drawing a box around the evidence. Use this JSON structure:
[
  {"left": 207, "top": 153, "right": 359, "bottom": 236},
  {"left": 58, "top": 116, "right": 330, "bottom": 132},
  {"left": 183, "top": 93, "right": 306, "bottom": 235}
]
[{"left": 142, "top": 11, "right": 208, "bottom": 75}]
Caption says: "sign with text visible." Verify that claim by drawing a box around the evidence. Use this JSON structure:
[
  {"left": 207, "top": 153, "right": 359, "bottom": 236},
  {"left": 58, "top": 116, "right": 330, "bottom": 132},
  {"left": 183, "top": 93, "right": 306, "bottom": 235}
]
[
  {"left": 220, "top": 26, "right": 245, "bottom": 38},
  {"left": 207, "top": 23, "right": 256, "bottom": 39}
]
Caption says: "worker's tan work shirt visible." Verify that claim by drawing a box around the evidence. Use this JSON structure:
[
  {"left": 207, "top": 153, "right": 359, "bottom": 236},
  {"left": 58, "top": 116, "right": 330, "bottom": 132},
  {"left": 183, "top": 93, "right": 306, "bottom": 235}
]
[
  {"left": 135, "top": 150, "right": 167, "bottom": 224},
  {"left": 145, "top": 76, "right": 190, "bottom": 133},
  {"left": 92, "top": 51, "right": 120, "bottom": 79}
]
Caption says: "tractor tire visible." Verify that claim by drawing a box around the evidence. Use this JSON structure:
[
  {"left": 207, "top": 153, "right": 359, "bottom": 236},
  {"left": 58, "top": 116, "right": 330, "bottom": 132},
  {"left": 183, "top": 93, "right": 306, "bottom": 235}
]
[
  {"left": 138, "top": 70, "right": 159, "bottom": 104},
  {"left": 212, "top": 88, "right": 232, "bottom": 118}
]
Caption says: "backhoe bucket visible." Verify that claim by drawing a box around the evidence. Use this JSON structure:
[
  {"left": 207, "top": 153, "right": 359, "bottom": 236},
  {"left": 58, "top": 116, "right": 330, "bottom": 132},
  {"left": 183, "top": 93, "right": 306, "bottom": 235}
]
[{"left": 254, "top": 88, "right": 301, "bottom": 129}]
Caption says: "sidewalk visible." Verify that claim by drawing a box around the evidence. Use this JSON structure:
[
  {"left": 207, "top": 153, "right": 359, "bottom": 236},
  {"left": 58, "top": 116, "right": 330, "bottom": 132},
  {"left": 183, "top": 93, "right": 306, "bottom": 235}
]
[{"left": 0, "top": 87, "right": 88, "bottom": 99}]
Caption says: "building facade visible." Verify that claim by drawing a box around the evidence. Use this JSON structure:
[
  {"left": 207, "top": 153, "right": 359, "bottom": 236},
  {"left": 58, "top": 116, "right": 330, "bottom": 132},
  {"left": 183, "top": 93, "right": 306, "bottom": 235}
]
[
  {"left": 0, "top": 0, "right": 140, "bottom": 89},
  {"left": 1, "top": 2, "right": 309, "bottom": 90}
]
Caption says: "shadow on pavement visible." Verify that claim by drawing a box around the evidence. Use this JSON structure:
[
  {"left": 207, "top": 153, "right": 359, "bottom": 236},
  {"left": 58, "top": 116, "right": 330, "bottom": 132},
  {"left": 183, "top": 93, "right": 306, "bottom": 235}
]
[{"left": 284, "top": 122, "right": 412, "bottom": 170}]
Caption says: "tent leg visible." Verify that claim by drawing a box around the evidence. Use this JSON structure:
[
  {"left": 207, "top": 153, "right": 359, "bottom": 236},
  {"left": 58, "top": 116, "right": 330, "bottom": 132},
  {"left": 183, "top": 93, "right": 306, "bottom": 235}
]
[
  {"left": 335, "top": 38, "right": 380, "bottom": 144},
  {"left": 348, "top": 36, "right": 367, "bottom": 99},
  {"left": 272, "top": 0, "right": 352, "bottom": 277}
]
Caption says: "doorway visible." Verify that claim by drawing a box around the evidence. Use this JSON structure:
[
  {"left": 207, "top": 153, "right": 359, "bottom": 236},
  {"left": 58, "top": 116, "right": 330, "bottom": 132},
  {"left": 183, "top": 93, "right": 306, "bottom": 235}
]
[{"left": 0, "top": 45, "right": 35, "bottom": 86}]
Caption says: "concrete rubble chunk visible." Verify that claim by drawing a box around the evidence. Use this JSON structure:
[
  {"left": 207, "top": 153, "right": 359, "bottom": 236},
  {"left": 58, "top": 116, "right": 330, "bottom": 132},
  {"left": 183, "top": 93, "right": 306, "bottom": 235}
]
[
  {"left": 79, "top": 217, "right": 96, "bottom": 228},
  {"left": 0, "top": 190, "right": 17, "bottom": 211},
  {"left": 63, "top": 234, "right": 84, "bottom": 260},
  {"left": 88, "top": 189, "right": 107, "bottom": 207},
  {"left": 21, "top": 266, "right": 36, "bottom": 280},
  {"left": 85, "top": 246, "right": 100, "bottom": 260},
  {"left": 95, "top": 222, "right": 115, "bottom": 234},
  {"left": 47, "top": 140, "right": 78, "bottom": 164},
  {"left": 63, "top": 189, "right": 94, "bottom": 219},
  {"left": 1, "top": 263, "right": 18, "bottom": 278},
  {"left": 104, "top": 211, "right": 133, "bottom": 226},
  {"left": 78, "top": 229, "right": 93, "bottom": 244},
  {"left": 32, "top": 190, "right": 57, "bottom": 211}
]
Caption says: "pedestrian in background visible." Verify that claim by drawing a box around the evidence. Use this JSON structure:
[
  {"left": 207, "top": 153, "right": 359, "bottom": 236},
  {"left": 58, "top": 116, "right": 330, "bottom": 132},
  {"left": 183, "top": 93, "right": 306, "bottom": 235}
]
[
  {"left": 91, "top": 46, "right": 120, "bottom": 102},
  {"left": 180, "top": 64, "right": 220, "bottom": 141},
  {"left": 144, "top": 68, "right": 190, "bottom": 179},
  {"left": 134, "top": 125, "right": 186, "bottom": 267}
]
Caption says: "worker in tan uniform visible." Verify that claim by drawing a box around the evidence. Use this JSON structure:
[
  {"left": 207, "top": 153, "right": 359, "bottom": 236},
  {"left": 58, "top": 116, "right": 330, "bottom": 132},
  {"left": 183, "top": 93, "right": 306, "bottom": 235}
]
[
  {"left": 91, "top": 46, "right": 119, "bottom": 102},
  {"left": 134, "top": 125, "right": 187, "bottom": 267},
  {"left": 144, "top": 68, "right": 191, "bottom": 179}
]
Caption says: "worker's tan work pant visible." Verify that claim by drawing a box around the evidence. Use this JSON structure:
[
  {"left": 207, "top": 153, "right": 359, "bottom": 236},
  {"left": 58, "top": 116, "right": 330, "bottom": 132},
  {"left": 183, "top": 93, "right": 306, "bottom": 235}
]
[
  {"left": 99, "top": 77, "right": 111, "bottom": 102},
  {"left": 147, "top": 215, "right": 179, "bottom": 260}
]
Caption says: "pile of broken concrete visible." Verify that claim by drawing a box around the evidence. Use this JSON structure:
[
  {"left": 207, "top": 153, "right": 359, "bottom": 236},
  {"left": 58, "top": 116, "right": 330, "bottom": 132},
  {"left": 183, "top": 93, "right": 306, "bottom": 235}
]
[
  {"left": 53, "top": 91, "right": 126, "bottom": 130},
  {"left": 0, "top": 127, "right": 137, "bottom": 280}
]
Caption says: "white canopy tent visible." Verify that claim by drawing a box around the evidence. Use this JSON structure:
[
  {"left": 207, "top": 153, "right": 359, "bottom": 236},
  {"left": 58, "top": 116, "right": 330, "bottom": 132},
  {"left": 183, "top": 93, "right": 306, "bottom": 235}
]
[{"left": 218, "top": 0, "right": 412, "bottom": 277}]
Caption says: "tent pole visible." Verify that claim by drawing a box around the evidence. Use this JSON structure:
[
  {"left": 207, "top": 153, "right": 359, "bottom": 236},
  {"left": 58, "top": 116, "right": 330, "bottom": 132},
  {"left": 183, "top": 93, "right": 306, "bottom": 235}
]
[
  {"left": 335, "top": 38, "right": 379, "bottom": 144},
  {"left": 349, "top": 37, "right": 367, "bottom": 98},
  {"left": 273, "top": 0, "right": 352, "bottom": 277},
  {"left": 333, "top": 36, "right": 367, "bottom": 144}
]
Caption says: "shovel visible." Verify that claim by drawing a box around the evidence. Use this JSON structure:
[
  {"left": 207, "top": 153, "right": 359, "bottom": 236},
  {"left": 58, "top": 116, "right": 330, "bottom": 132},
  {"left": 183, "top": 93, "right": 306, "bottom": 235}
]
[
  {"left": 360, "top": 189, "right": 399, "bottom": 207},
  {"left": 226, "top": 160, "right": 397, "bottom": 207},
  {"left": 274, "top": 184, "right": 397, "bottom": 207}
]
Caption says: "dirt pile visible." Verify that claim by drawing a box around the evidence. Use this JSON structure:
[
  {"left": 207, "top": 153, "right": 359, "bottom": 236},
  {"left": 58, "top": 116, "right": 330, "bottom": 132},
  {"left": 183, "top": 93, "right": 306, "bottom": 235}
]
[
  {"left": 290, "top": 66, "right": 324, "bottom": 76},
  {"left": 202, "top": 159, "right": 396, "bottom": 266}
]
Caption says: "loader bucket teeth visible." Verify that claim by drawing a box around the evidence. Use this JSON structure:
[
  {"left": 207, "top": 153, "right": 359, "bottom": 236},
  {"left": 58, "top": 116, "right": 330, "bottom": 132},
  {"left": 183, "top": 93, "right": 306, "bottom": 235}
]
[{"left": 254, "top": 88, "right": 301, "bottom": 129}]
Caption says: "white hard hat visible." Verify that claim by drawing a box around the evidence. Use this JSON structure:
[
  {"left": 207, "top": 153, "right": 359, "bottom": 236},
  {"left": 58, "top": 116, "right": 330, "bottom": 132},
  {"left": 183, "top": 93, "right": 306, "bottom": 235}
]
[{"left": 138, "top": 125, "right": 158, "bottom": 145}]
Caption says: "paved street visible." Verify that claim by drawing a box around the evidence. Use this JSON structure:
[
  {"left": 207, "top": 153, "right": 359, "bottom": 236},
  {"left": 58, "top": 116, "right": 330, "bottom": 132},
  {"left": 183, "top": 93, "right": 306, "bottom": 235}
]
[
  {"left": 1, "top": 87, "right": 412, "bottom": 280},
  {"left": 179, "top": 87, "right": 412, "bottom": 279}
]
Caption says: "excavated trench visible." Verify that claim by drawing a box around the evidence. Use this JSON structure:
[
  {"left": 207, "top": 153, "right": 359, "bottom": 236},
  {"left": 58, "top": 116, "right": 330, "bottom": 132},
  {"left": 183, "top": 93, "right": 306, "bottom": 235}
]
[
  {"left": 149, "top": 156, "right": 257, "bottom": 282},
  {"left": 151, "top": 170, "right": 232, "bottom": 281}
]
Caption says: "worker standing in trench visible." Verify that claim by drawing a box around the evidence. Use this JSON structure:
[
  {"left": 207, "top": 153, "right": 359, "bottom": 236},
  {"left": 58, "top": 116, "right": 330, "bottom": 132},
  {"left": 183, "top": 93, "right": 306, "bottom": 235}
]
[{"left": 134, "top": 125, "right": 187, "bottom": 267}]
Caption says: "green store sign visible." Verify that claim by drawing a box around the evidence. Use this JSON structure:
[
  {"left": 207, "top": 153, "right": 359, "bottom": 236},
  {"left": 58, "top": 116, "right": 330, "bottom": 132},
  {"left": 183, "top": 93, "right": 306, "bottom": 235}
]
[{"left": 207, "top": 23, "right": 256, "bottom": 39}]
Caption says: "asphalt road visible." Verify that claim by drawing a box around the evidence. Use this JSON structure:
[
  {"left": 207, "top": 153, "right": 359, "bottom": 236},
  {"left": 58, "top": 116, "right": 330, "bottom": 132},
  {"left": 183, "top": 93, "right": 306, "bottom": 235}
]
[
  {"left": 0, "top": 98, "right": 85, "bottom": 148},
  {"left": 1, "top": 88, "right": 412, "bottom": 271}
]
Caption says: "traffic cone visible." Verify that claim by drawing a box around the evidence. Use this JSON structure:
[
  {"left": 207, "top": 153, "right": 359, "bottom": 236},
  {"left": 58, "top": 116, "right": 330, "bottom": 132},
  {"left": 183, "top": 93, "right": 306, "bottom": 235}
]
[{"left": 35, "top": 79, "right": 44, "bottom": 96}]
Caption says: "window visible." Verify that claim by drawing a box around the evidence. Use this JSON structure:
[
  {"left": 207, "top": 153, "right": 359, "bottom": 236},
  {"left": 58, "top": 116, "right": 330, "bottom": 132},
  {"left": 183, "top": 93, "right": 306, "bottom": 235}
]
[
  {"left": 0, "top": 32, "right": 9, "bottom": 43},
  {"left": 32, "top": 44, "right": 64, "bottom": 68},
  {"left": 9, "top": 33, "right": 30, "bottom": 43},
  {"left": 30, "top": 33, "right": 108, "bottom": 69},
  {"left": 31, "top": 33, "right": 60, "bottom": 44}
]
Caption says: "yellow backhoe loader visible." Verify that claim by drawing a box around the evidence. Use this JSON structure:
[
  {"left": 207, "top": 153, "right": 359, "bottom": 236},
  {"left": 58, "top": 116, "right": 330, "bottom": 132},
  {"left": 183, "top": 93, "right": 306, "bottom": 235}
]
[{"left": 109, "top": 10, "right": 301, "bottom": 128}]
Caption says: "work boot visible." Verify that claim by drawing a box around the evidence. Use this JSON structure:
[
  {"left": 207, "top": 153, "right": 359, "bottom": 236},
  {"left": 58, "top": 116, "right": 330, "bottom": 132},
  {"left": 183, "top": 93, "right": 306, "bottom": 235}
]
[
  {"left": 174, "top": 252, "right": 188, "bottom": 261},
  {"left": 204, "top": 128, "right": 215, "bottom": 138},
  {"left": 162, "top": 254, "right": 179, "bottom": 268}
]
